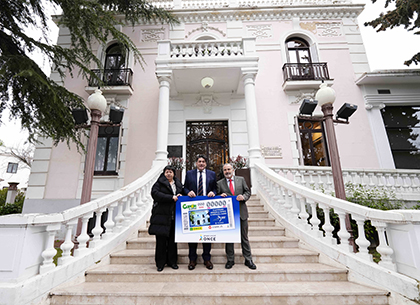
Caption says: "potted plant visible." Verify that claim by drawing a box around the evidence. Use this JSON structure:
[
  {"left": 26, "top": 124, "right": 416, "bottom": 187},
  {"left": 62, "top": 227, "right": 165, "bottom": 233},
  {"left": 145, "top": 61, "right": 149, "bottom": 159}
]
[
  {"left": 229, "top": 155, "right": 251, "bottom": 188},
  {"left": 168, "top": 157, "right": 185, "bottom": 181}
]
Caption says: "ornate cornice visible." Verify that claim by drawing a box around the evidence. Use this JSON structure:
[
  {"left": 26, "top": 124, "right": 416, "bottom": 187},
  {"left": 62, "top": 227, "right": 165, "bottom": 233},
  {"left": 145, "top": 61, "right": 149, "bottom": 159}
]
[{"left": 135, "top": 4, "right": 363, "bottom": 25}]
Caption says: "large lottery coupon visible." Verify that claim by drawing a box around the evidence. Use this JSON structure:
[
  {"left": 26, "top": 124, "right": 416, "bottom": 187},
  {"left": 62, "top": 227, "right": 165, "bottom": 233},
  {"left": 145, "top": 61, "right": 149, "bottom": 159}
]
[{"left": 175, "top": 196, "right": 241, "bottom": 243}]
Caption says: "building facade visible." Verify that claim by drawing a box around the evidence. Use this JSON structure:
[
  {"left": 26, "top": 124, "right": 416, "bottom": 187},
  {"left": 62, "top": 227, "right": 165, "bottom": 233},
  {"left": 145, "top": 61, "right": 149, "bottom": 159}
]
[{"left": 23, "top": 0, "right": 420, "bottom": 213}]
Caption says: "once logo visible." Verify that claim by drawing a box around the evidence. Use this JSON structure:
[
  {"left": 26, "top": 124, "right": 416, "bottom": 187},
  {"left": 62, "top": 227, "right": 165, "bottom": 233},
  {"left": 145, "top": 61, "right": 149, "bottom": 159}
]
[{"left": 203, "top": 235, "right": 216, "bottom": 241}]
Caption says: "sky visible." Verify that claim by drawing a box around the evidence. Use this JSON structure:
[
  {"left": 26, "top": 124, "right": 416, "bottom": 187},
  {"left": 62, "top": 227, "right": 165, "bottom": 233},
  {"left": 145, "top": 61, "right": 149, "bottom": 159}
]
[{"left": 0, "top": 0, "right": 418, "bottom": 148}]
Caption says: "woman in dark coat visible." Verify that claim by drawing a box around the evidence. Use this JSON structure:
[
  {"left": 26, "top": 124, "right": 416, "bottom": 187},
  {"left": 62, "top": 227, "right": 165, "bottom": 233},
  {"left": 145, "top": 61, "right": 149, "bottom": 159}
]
[{"left": 150, "top": 165, "right": 183, "bottom": 272}]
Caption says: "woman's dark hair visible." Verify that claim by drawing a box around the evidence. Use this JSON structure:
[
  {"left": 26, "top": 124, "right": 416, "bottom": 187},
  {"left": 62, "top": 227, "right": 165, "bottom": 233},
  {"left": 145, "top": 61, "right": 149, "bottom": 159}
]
[{"left": 163, "top": 165, "right": 176, "bottom": 175}]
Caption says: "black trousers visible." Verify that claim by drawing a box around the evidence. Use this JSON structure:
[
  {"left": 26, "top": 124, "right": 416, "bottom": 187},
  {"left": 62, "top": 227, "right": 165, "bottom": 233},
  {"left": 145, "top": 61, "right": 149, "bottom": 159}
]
[
  {"left": 155, "top": 220, "right": 177, "bottom": 268},
  {"left": 188, "top": 242, "right": 211, "bottom": 261}
]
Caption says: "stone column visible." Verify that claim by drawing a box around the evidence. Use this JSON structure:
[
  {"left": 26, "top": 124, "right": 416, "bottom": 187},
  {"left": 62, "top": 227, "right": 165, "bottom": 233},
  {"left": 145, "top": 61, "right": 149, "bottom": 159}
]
[
  {"left": 154, "top": 73, "right": 172, "bottom": 164},
  {"left": 242, "top": 68, "right": 263, "bottom": 165},
  {"left": 6, "top": 182, "right": 19, "bottom": 204}
]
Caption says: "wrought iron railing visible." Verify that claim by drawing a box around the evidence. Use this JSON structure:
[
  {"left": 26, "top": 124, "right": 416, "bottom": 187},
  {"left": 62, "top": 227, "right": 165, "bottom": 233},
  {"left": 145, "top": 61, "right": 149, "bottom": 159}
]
[
  {"left": 282, "top": 63, "right": 330, "bottom": 81},
  {"left": 88, "top": 68, "right": 133, "bottom": 87}
]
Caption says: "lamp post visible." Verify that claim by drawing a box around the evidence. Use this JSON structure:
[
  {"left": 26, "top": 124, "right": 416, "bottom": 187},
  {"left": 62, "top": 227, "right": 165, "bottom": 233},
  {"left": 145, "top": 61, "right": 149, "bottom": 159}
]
[
  {"left": 80, "top": 89, "right": 108, "bottom": 205},
  {"left": 315, "top": 83, "right": 355, "bottom": 251}
]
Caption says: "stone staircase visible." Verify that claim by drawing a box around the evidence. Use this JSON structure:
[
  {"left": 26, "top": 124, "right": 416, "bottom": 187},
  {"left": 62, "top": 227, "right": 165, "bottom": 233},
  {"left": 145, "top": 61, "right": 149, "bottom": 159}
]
[{"left": 50, "top": 196, "right": 390, "bottom": 304}]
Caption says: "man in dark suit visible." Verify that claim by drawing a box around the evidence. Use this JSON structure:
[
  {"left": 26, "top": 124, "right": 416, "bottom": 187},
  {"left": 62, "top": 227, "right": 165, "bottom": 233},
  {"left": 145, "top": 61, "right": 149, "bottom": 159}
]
[
  {"left": 217, "top": 163, "right": 256, "bottom": 270},
  {"left": 183, "top": 155, "right": 217, "bottom": 270}
]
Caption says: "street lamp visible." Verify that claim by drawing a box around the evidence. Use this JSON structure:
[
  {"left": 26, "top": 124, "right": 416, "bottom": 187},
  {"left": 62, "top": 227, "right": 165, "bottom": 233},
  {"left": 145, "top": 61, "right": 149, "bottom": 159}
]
[
  {"left": 80, "top": 89, "right": 107, "bottom": 205},
  {"left": 315, "top": 83, "right": 356, "bottom": 251}
]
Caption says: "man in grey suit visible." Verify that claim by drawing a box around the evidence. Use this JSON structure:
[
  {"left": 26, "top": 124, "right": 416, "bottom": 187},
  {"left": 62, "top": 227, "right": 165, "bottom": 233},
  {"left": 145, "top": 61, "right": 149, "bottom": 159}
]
[{"left": 217, "top": 163, "right": 257, "bottom": 270}]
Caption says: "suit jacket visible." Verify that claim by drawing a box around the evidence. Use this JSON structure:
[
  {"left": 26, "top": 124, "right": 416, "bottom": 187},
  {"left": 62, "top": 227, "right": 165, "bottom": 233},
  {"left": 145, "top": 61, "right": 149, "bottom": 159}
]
[
  {"left": 217, "top": 176, "right": 251, "bottom": 220},
  {"left": 183, "top": 169, "right": 217, "bottom": 196}
]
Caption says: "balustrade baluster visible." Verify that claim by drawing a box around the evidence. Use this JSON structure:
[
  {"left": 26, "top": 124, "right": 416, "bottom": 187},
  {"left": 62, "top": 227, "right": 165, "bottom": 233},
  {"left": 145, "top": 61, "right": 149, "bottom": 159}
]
[
  {"left": 368, "top": 173, "right": 375, "bottom": 188},
  {"left": 130, "top": 193, "right": 138, "bottom": 219},
  {"left": 122, "top": 197, "right": 132, "bottom": 226},
  {"left": 393, "top": 173, "right": 401, "bottom": 192},
  {"left": 291, "top": 170, "right": 299, "bottom": 184},
  {"left": 299, "top": 170, "right": 306, "bottom": 186},
  {"left": 377, "top": 172, "right": 384, "bottom": 188},
  {"left": 326, "top": 172, "right": 333, "bottom": 193},
  {"left": 371, "top": 221, "right": 396, "bottom": 271},
  {"left": 290, "top": 193, "right": 300, "bottom": 224},
  {"left": 308, "top": 199, "right": 321, "bottom": 237},
  {"left": 135, "top": 190, "right": 143, "bottom": 214},
  {"left": 385, "top": 173, "right": 392, "bottom": 189},
  {"left": 277, "top": 185, "right": 285, "bottom": 211},
  {"left": 114, "top": 199, "right": 125, "bottom": 233},
  {"left": 336, "top": 209, "right": 351, "bottom": 252},
  {"left": 401, "top": 174, "right": 410, "bottom": 193},
  {"left": 351, "top": 171, "right": 358, "bottom": 185},
  {"left": 90, "top": 208, "right": 106, "bottom": 247},
  {"left": 317, "top": 170, "right": 324, "bottom": 190},
  {"left": 319, "top": 204, "right": 335, "bottom": 244},
  {"left": 40, "top": 224, "right": 61, "bottom": 273},
  {"left": 147, "top": 181, "right": 153, "bottom": 202},
  {"left": 352, "top": 216, "right": 372, "bottom": 262},
  {"left": 308, "top": 170, "right": 315, "bottom": 188},
  {"left": 58, "top": 220, "right": 77, "bottom": 265},
  {"left": 102, "top": 202, "right": 118, "bottom": 239},
  {"left": 74, "top": 215, "right": 91, "bottom": 256},
  {"left": 297, "top": 195, "right": 310, "bottom": 230},
  {"left": 410, "top": 173, "right": 419, "bottom": 192},
  {"left": 284, "top": 189, "right": 293, "bottom": 218}
]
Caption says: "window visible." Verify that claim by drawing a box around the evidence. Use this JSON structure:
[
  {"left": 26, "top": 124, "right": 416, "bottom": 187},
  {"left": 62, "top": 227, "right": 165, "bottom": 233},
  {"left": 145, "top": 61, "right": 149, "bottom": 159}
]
[
  {"left": 286, "top": 38, "right": 312, "bottom": 64},
  {"left": 381, "top": 106, "right": 420, "bottom": 169},
  {"left": 94, "top": 126, "right": 120, "bottom": 175},
  {"left": 6, "top": 162, "right": 18, "bottom": 173},
  {"left": 298, "top": 119, "right": 330, "bottom": 166},
  {"left": 104, "top": 44, "right": 126, "bottom": 85}
]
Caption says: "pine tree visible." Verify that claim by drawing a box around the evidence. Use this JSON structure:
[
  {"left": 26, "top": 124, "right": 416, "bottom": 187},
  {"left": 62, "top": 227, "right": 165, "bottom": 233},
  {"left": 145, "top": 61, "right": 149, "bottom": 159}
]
[
  {"left": 364, "top": 0, "right": 420, "bottom": 66},
  {"left": 0, "top": 0, "right": 177, "bottom": 148}
]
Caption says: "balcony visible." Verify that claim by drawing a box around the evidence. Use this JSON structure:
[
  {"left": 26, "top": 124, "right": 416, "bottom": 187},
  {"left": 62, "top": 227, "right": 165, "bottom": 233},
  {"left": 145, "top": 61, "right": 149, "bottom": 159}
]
[
  {"left": 85, "top": 68, "right": 134, "bottom": 95},
  {"left": 282, "top": 63, "right": 333, "bottom": 92}
]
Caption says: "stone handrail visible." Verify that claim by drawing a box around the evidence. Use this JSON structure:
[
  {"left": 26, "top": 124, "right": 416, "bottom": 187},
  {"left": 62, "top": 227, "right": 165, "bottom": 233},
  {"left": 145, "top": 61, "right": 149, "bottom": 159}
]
[
  {"left": 269, "top": 165, "right": 420, "bottom": 202},
  {"left": 0, "top": 164, "right": 163, "bottom": 305},
  {"left": 255, "top": 163, "right": 420, "bottom": 301}
]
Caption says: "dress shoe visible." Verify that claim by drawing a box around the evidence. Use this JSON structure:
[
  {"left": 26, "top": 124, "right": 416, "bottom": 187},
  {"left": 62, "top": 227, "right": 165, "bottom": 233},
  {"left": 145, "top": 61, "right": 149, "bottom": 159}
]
[
  {"left": 188, "top": 260, "right": 197, "bottom": 270},
  {"left": 170, "top": 264, "right": 179, "bottom": 270},
  {"left": 157, "top": 266, "right": 164, "bottom": 272},
  {"left": 244, "top": 260, "right": 256, "bottom": 270},
  {"left": 225, "top": 261, "right": 235, "bottom": 269},
  {"left": 204, "top": 260, "right": 213, "bottom": 270}
]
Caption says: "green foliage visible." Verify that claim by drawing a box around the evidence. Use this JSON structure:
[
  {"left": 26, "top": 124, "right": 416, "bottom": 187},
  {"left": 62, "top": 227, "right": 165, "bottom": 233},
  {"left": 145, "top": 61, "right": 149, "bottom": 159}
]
[
  {"left": 345, "top": 182, "right": 404, "bottom": 210},
  {"left": 364, "top": 0, "right": 420, "bottom": 66},
  {"left": 0, "top": 188, "right": 25, "bottom": 215},
  {"left": 0, "top": 0, "right": 177, "bottom": 148}
]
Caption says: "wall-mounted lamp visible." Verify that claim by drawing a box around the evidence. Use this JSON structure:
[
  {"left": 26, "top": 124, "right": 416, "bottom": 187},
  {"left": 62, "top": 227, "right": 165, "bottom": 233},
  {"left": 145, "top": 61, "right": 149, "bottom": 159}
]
[
  {"left": 299, "top": 99, "right": 318, "bottom": 116},
  {"left": 201, "top": 77, "right": 214, "bottom": 89},
  {"left": 72, "top": 108, "right": 88, "bottom": 125},
  {"left": 336, "top": 103, "right": 357, "bottom": 122},
  {"left": 109, "top": 106, "right": 124, "bottom": 124}
]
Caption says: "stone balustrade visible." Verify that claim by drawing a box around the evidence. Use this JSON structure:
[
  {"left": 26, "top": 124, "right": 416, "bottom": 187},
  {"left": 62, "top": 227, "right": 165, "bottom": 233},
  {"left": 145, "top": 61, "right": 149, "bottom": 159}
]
[
  {"left": 0, "top": 165, "right": 162, "bottom": 305},
  {"left": 255, "top": 163, "right": 420, "bottom": 300},
  {"left": 270, "top": 165, "right": 420, "bottom": 203},
  {"left": 149, "top": 0, "right": 347, "bottom": 9},
  {"left": 170, "top": 40, "right": 244, "bottom": 58}
]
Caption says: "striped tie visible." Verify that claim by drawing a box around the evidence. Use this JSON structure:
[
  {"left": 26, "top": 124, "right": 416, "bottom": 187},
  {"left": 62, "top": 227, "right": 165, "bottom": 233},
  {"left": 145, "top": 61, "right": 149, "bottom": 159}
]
[{"left": 198, "top": 171, "right": 203, "bottom": 196}]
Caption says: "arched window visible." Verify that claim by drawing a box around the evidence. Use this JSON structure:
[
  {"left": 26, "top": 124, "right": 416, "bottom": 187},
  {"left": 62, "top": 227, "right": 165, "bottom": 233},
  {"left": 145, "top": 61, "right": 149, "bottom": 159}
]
[
  {"left": 105, "top": 44, "right": 126, "bottom": 70},
  {"left": 103, "top": 44, "right": 127, "bottom": 86},
  {"left": 286, "top": 37, "right": 311, "bottom": 64}
]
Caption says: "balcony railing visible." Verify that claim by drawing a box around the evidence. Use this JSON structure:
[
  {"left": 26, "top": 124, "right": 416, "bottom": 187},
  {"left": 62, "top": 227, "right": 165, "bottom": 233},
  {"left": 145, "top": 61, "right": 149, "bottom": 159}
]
[
  {"left": 88, "top": 68, "right": 133, "bottom": 88},
  {"left": 283, "top": 63, "right": 330, "bottom": 82}
]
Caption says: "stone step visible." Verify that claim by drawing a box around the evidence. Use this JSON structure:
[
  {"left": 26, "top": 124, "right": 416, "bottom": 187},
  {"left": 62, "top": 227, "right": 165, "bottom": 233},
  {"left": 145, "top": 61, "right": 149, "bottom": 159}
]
[
  {"left": 126, "top": 236, "right": 299, "bottom": 249},
  {"left": 138, "top": 225, "right": 285, "bottom": 238},
  {"left": 85, "top": 263, "right": 348, "bottom": 283},
  {"left": 248, "top": 211, "right": 270, "bottom": 217},
  {"left": 247, "top": 218, "right": 276, "bottom": 226},
  {"left": 247, "top": 205, "right": 265, "bottom": 212},
  {"left": 50, "top": 281, "right": 389, "bottom": 305},
  {"left": 110, "top": 248, "right": 319, "bottom": 265}
]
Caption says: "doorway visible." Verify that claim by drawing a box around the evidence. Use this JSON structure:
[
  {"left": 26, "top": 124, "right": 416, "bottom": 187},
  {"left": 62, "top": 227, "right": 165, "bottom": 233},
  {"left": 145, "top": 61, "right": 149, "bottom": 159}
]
[{"left": 186, "top": 121, "right": 229, "bottom": 179}]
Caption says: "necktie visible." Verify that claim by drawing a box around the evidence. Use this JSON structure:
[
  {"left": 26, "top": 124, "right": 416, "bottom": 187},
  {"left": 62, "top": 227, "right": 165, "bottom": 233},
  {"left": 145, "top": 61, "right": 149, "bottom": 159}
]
[
  {"left": 229, "top": 179, "right": 234, "bottom": 195},
  {"left": 198, "top": 171, "right": 203, "bottom": 196}
]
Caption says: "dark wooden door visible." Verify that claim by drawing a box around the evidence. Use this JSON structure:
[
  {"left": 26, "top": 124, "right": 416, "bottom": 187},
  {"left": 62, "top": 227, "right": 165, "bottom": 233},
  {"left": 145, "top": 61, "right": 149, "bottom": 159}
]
[{"left": 186, "top": 121, "right": 229, "bottom": 179}]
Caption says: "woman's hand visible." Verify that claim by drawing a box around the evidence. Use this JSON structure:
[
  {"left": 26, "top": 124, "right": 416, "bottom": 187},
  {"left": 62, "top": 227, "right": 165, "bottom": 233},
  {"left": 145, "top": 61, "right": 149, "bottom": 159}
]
[{"left": 173, "top": 195, "right": 179, "bottom": 202}]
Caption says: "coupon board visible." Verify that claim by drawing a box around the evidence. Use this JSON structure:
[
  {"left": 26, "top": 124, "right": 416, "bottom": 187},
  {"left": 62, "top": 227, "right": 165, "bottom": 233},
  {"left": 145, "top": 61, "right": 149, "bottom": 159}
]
[{"left": 175, "top": 196, "right": 241, "bottom": 243}]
